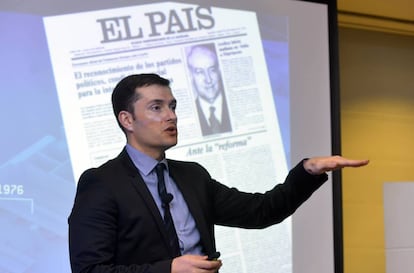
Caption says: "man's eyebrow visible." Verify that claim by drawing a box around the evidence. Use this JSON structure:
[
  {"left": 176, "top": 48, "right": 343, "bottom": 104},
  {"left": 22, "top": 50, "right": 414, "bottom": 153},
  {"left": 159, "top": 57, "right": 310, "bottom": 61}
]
[{"left": 147, "top": 98, "right": 177, "bottom": 104}]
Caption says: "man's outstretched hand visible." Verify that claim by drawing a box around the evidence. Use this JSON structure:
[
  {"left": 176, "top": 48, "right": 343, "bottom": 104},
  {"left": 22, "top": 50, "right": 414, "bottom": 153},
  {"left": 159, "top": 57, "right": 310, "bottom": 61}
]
[{"left": 303, "top": 156, "right": 369, "bottom": 175}]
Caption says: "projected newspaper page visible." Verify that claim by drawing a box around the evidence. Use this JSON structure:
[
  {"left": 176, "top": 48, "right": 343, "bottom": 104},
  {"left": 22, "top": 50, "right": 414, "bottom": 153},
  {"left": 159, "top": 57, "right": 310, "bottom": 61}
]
[{"left": 44, "top": 2, "right": 290, "bottom": 272}]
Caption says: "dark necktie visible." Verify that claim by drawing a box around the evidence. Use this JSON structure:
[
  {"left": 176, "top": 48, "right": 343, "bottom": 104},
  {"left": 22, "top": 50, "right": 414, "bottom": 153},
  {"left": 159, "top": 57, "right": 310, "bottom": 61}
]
[
  {"left": 209, "top": 106, "right": 221, "bottom": 133},
  {"left": 155, "top": 163, "right": 181, "bottom": 257}
]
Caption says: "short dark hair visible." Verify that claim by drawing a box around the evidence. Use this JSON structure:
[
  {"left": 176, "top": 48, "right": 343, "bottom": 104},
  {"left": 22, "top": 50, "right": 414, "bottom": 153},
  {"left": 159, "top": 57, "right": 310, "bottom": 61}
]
[{"left": 111, "top": 73, "right": 170, "bottom": 131}]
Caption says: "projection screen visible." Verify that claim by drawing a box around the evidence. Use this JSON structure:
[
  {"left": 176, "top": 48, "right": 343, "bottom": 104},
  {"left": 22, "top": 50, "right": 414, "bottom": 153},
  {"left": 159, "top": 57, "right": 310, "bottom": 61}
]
[{"left": 0, "top": 1, "right": 339, "bottom": 273}]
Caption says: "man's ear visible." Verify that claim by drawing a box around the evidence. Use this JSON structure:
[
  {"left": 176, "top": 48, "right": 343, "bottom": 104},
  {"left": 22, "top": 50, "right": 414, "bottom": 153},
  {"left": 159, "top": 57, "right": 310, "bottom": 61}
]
[{"left": 118, "top": 110, "right": 134, "bottom": 132}]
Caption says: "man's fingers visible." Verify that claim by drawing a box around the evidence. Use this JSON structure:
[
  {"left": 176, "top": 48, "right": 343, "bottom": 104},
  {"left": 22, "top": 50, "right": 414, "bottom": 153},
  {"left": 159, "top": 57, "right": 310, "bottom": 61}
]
[{"left": 305, "top": 156, "right": 369, "bottom": 175}]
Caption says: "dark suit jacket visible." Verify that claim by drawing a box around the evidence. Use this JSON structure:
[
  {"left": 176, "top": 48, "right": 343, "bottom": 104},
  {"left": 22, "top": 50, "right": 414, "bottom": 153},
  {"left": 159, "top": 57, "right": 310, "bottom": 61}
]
[
  {"left": 69, "top": 149, "right": 327, "bottom": 273},
  {"left": 195, "top": 95, "right": 232, "bottom": 136}
]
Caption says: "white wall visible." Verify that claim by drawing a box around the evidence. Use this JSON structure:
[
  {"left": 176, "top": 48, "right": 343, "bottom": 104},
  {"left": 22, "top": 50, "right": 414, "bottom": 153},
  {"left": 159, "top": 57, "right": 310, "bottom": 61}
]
[{"left": 383, "top": 182, "right": 414, "bottom": 273}]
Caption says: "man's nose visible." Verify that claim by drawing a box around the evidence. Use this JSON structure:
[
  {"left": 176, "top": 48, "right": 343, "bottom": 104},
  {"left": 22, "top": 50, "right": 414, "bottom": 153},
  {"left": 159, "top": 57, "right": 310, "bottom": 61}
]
[
  {"left": 166, "top": 108, "right": 177, "bottom": 121},
  {"left": 204, "top": 71, "right": 213, "bottom": 83}
]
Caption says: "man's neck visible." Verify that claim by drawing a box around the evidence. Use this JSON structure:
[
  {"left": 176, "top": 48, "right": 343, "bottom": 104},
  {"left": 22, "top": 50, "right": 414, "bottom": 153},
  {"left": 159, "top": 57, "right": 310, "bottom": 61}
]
[{"left": 126, "top": 142, "right": 166, "bottom": 161}]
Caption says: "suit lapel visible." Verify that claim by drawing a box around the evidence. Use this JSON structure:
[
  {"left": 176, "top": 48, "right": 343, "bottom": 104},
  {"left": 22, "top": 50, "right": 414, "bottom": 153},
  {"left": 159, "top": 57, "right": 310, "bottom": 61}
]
[
  {"left": 168, "top": 161, "right": 215, "bottom": 253},
  {"left": 118, "top": 149, "right": 175, "bottom": 254}
]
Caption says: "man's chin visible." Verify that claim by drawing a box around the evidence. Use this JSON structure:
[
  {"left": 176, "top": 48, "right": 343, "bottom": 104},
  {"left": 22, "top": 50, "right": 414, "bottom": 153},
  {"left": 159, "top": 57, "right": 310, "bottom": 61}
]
[{"left": 164, "top": 141, "right": 178, "bottom": 150}]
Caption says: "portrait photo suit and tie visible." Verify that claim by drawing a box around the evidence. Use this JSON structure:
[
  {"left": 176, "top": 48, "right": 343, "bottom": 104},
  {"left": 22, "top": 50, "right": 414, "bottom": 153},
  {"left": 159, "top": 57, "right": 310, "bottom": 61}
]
[
  {"left": 186, "top": 43, "right": 232, "bottom": 136},
  {"left": 68, "top": 73, "right": 369, "bottom": 273}
]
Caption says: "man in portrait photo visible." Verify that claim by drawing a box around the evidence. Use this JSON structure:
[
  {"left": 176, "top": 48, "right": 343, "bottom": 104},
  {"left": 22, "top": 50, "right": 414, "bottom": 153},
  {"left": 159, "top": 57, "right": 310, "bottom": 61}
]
[{"left": 186, "top": 43, "right": 232, "bottom": 136}]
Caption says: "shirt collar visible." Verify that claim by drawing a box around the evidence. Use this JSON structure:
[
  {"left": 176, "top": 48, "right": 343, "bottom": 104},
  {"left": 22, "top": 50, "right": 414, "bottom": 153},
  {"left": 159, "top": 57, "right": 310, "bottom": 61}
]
[
  {"left": 198, "top": 93, "right": 223, "bottom": 123},
  {"left": 125, "top": 144, "right": 169, "bottom": 176}
]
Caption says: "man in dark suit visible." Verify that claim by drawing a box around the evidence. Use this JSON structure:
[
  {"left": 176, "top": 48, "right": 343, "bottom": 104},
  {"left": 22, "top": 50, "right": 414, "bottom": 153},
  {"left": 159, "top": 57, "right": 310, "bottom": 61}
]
[
  {"left": 187, "top": 44, "right": 232, "bottom": 136},
  {"left": 68, "top": 73, "right": 369, "bottom": 273}
]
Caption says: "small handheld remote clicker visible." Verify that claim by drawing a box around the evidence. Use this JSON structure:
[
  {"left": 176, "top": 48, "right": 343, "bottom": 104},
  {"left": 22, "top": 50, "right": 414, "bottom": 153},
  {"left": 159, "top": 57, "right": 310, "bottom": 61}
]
[{"left": 207, "top": 251, "right": 221, "bottom": 261}]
